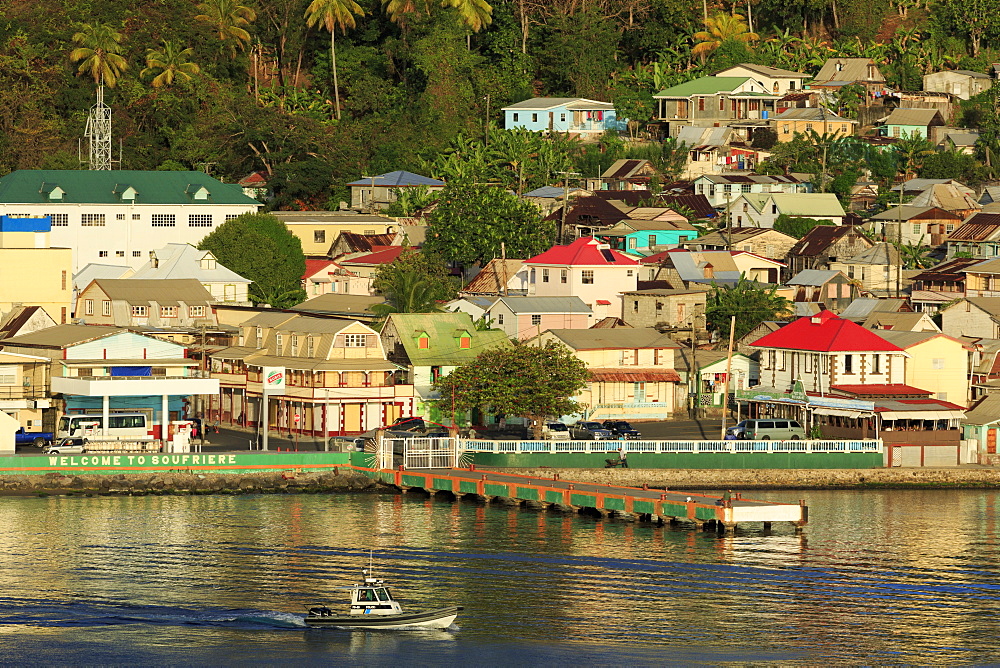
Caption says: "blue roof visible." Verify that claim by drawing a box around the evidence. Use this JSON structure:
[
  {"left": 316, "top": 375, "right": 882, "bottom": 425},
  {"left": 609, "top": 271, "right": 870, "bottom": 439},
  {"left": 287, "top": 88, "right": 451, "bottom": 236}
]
[{"left": 347, "top": 171, "right": 445, "bottom": 188}]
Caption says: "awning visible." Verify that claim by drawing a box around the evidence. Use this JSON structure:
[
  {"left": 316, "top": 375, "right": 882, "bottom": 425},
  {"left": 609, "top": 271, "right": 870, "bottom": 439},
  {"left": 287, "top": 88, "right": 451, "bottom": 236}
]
[
  {"left": 880, "top": 410, "right": 965, "bottom": 420},
  {"left": 811, "top": 407, "right": 866, "bottom": 417}
]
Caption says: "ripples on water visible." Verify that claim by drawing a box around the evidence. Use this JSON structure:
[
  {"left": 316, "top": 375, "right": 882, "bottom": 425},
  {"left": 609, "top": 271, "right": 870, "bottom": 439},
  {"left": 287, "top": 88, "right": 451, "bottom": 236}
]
[{"left": 0, "top": 489, "right": 999, "bottom": 665}]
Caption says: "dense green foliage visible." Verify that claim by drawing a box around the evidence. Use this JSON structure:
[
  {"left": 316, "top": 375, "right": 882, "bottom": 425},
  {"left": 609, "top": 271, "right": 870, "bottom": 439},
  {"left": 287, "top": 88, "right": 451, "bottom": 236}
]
[
  {"left": 774, "top": 214, "right": 835, "bottom": 239},
  {"left": 197, "top": 213, "right": 306, "bottom": 307},
  {"left": 371, "top": 250, "right": 457, "bottom": 314},
  {"left": 423, "top": 183, "right": 554, "bottom": 264},
  {"left": 707, "top": 275, "right": 792, "bottom": 341},
  {"left": 1, "top": 0, "right": 1000, "bottom": 202},
  {"left": 433, "top": 341, "right": 589, "bottom": 438}
]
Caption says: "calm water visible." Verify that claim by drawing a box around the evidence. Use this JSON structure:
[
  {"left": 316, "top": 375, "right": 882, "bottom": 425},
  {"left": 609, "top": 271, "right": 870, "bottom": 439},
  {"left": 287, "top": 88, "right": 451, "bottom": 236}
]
[{"left": 1, "top": 488, "right": 999, "bottom": 665}]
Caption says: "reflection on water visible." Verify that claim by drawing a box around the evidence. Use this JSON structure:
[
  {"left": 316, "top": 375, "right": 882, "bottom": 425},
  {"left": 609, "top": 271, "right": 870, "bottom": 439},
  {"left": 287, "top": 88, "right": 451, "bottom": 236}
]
[{"left": 0, "top": 489, "right": 999, "bottom": 664}]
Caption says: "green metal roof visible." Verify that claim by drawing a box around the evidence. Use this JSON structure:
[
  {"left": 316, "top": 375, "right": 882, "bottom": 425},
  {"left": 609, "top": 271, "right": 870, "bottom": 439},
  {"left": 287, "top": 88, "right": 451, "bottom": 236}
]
[
  {"left": 0, "top": 170, "right": 261, "bottom": 205},
  {"left": 653, "top": 77, "right": 752, "bottom": 98},
  {"left": 387, "top": 312, "right": 511, "bottom": 366}
]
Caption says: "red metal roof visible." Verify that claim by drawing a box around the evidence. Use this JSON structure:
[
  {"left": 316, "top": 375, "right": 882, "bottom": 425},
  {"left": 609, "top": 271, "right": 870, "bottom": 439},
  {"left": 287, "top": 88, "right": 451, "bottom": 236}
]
[
  {"left": 344, "top": 246, "right": 406, "bottom": 265},
  {"left": 526, "top": 237, "right": 639, "bottom": 266},
  {"left": 596, "top": 299, "right": 612, "bottom": 305},
  {"left": 303, "top": 259, "right": 336, "bottom": 279},
  {"left": 830, "top": 384, "right": 931, "bottom": 396},
  {"left": 750, "top": 310, "right": 905, "bottom": 352}
]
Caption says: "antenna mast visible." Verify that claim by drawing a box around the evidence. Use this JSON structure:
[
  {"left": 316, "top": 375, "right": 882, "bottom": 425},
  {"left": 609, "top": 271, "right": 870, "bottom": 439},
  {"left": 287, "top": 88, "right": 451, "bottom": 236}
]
[{"left": 83, "top": 84, "right": 115, "bottom": 170}]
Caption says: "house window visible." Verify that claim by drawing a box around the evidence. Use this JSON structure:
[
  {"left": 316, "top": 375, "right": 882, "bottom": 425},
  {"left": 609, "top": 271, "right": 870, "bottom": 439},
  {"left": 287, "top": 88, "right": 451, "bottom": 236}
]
[
  {"left": 531, "top": 314, "right": 541, "bottom": 326},
  {"left": 648, "top": 234, "right": 656, "bottom": 247},
  {"left": 771, "top": 205, "right": 777, "bottom": 214},
  {"left": 698, "top": 97, "right": 705, "bottom": 111},
  {"left": 912, "top": 224, "right": 920, "bottom": 235},
  {"left": 48, "top": 213, "right": 68, "bottom": 226},
  {"left": 116, "top": 213, "right": 125, "bottom": 220},
  {"left": 512, "top": 113, "right": 519, "bottom": 122},
  {"left": 628, "top": 237, "right": 637, "bottom": 249},
  {"left": 892, "top": 126, "right": 901, "bottom": 137},
  {"left": 102, "top": 300, "right": 111, "bottom": 316},
  {"left": 81, "top": 213, "right": 105, "bottom": 226},
  {"left": 84, "top": 299, "right": 94, "bottom": 315},
  {"left": 133, "top": 251, "right": 142, "bottom": 257},
  {"left": 0, "top": 366, "right": 15, "bottom": 385},
  {"left": 98, "top": 250, "right": 108, "bottom": 257},
  {"left": 932, "top": 358, "right": 945, "bottom": 369},
  {"left": 634, "top": 382, "right": 646, "bottom": 401},
  {"left": 872, "top": 354, "right": 881, "bottom": 374},
  {"left": 115, "top": 250, "right": 125, "bottom": 257},
  {"left": 560, "top": 270, "right": 567, "bottom": 284},
  {"left": 581, "top": 270, "right": 594, "bottom": 284},
  {"left": 275, "top": 333, "right": 283, "bottom": 349},
  {"left": 844, "top": 354, "right": 853, "bottom": 373},
  {"left": 225, "top": 214, "right": 239, "bottom": 221},
  {"left": 633, "top": 301, "right": 639, "bottom": 311},
  {"left": 189, "top": 214, "right": 213, "bottom": 227},
  {"left": 132, "top": 213, "right": 141, "bottom": 220},
  {"left": 307, "top": 337, "right": 315, "bottom": 356},
  {"left": 783, "top": 124, "right": 790, "bottom": 134},
  {"left": 531, "top": 113, "right": 538, "bottom": 122},
  {"left": 290, "top": 335, "right": 298, "bottom": 355},
  {"left": 417, "top": 335, "right": 429, "bottom": 349},
  {"left": 160, "top": 306, "right": 177, "bottom": 318},
  {"left": 697, "top": 183, "right": 705, "bottom": 194},
  {"left": 132, "top": 305, "right": 147, "bottom": 317},
  {"left": 459, "top": 335, "right": 471, "bottom": 348},
  {"left": 189, "top": 305, "right": 205, "bottom": 317},
  {"left": 497, "top": 313, "right": 504, "bottom": 325},
  {"left": 719, "top": 97, "right": 725, "bottom": 111},
  {"left": 560, "top": 113, "right": 566, "bottom": 122},
  {"left": 946, "top": 224, "right": 955, "bottom": 233},
  {"left": 542, "top": 268, "right": 549, "bottom": 283},
  {"left": 151, "top": 214, "right": 176, "bottom": 227},
  {"left": 742, "top": 184, "right": 751, "bottom": 193},
  {"left": 655, "top": 301, "right": 663, "bottom": 313},
  {"left": 314, "top": 230, "right": 325, "bottom": 243},
  {"left": 344, "top": 334, "right": 368, "bottom": 347}
]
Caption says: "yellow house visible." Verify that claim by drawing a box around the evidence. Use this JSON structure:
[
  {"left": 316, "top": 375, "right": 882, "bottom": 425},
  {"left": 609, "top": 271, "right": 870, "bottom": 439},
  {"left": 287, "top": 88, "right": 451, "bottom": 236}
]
[
  {"left": 271, "top": 212, "right": 399, "bottom": 257},
  {"left": 0, "top": 215, "right": 72, "bottom": 324},
  {"left": 534, "top": 328, "right": 683, "bottom": 420},
  {"left": 876, "top": 330, "right": 972, "bottom": 406},
  {"left": 773, "top": 107, "right": 858, "bottom": 142}
]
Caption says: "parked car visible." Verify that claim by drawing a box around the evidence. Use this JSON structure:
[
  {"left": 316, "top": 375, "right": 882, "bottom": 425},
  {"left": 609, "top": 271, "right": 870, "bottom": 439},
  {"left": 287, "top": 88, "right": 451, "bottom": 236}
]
[
  {"left": 571, "top": 421, "right": 614, "bottom": 440},
  {"left": 602, "top": 420, "right": 641, "bottom": 439},
  {"left": 726, "top": 419, "right": 805, "bottom": 440},
  {"left": 542, "top": 422, "right": 571, "bottom": 440},
  {"left": 389, "top": 416, "right": 426, "bottom": 432},
  {"left": 45, "top": 437, "right": 88, "bottom": 455},
  {"left": 15, "top": 427, "right": 53, "bottom": 448}
]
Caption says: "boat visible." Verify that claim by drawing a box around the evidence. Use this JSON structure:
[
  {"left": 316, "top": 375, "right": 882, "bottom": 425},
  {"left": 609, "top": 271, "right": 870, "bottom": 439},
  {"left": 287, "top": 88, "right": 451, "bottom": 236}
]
[{"left": 304, "top": 564, "right": 462, "bottom": 630}]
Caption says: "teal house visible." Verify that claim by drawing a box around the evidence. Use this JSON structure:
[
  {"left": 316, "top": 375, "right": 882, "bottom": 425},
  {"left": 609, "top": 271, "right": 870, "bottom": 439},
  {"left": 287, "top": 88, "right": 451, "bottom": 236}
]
[
  {"left": 881, "top": 108, "right": 945, "bottom": 139},
  {"left": 597, "top": 219, "right": 699, "bottom": 256}
]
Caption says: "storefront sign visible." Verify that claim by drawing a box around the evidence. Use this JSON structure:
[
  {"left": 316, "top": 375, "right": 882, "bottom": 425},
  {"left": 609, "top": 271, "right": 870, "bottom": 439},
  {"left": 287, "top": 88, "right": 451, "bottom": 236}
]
[{"left": 263, "top": 366, "right": 285, "bottom": 392}]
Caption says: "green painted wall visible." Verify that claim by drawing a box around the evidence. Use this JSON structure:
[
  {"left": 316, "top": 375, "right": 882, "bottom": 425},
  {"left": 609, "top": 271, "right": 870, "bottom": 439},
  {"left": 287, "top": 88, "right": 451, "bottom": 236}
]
[
  {"left": 0, "top": 451, "right": 351, "bottom": 476},
  {"left": 469, "top": 451, "right": 883, "bottom": 469}
]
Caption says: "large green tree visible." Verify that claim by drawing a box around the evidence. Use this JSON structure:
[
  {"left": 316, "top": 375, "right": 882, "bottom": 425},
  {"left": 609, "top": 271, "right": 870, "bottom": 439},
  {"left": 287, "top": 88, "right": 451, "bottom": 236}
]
[
  {"left": 433, "top": 341, "right": 589, "bottom": 438},
  {"left": 195, "top": 0, "right": 257, "bottom": 53},
  {"left": 707, "top": 274, "right": 792, "bottom": 341},
  {"left": 424, "top": 183, "right": 554, "bottom": 266},
  {"left": 197, "top": 213, "right": 306, "bottom": 307},
  {"left": 371, "top": 249, "right": 457, "bottom": 315}
]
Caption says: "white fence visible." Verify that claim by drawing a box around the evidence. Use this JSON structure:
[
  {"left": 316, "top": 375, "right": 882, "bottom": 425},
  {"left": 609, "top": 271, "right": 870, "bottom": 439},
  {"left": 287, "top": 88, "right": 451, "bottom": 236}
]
[
  {"left": 393, "top": 438, "right": 459, "bottom": 469},
  {"left": 462, "top": 439, "right": 883, "bottom": 455}
]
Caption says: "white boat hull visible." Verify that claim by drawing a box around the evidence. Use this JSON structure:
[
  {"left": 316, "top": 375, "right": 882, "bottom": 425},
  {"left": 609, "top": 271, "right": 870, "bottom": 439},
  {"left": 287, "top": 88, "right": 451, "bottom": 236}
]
[{"left": 305, "top": 606, "right": 462, "bottom": 630}]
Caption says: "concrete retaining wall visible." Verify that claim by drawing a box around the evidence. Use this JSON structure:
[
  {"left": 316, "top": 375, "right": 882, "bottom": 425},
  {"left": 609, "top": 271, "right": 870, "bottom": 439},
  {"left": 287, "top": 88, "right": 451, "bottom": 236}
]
[
  {"left": 0, "top": 451, "right": 352, "bottom": 476},
  {"left": 490, "top": 467, "right": 1000, "bottom": 489}
]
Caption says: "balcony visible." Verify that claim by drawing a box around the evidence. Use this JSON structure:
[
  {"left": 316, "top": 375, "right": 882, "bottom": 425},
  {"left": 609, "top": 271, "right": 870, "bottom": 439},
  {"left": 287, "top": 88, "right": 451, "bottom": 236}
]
[{"left": 52, "top": 375, "right": 220, "bottom": 397}]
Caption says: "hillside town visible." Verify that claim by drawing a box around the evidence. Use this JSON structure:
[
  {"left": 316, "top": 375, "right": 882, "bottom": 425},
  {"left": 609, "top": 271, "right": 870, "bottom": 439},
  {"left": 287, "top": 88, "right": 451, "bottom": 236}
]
[{"left": 2, "top": 55, "right": 1000, "bottom": 470}]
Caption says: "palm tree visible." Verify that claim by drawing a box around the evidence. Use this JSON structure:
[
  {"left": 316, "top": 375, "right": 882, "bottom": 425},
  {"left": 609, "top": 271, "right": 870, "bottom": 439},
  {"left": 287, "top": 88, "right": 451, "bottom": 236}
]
[
  {"left": 69, "top": 22, "right": 128, "bottom": 87},
  {"left": 370, "top": 271, "right": 446, "bottom": 315},
  {"left": 382, "top": 0, "right": 431, "bottom": 26},
  {"left": 304, "top": 0, "right": 364, "bottom": 121},
  {"left": 141, "top": 41, "right": 201, "bottom": 88},
  {"left": 195, "top": 0, "right": 257, "bottom": 53},
  {"left": 442, "top": 0, "right": 492, "bottom": 32},
  {"left": 691, "top": 13, "right": 757, "bottom": 62}
]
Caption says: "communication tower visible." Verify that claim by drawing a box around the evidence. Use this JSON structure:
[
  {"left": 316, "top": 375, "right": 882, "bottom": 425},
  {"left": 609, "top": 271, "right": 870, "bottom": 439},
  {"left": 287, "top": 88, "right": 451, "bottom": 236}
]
[{"left": 81, "top": 84, "right": 117, "bottom": 170}]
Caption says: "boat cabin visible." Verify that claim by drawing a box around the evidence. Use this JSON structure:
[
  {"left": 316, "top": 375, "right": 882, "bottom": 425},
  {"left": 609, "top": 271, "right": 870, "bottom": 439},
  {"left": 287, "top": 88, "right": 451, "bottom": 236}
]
[{"left": 350, "top": 577, "right": 402, "bottom": 616}]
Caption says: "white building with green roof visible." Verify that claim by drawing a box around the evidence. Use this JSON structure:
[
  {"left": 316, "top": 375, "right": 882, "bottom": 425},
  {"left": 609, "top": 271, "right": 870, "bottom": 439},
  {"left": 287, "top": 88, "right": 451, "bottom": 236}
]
[
  {"left": 652, "top": 76, "right": 780, "bottom": 137},
  {"left": 0, "top": 170, "right": 261, "bottom": 271},
  {"left": 728, "top": 193, "right": 846, "bottom": 229}
]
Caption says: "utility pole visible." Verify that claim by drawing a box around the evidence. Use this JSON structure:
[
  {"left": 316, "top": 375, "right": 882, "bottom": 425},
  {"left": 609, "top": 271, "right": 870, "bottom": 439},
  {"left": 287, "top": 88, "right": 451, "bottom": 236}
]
[
  {"left": 719, "top": 315, "right": 737, "bottom": 440},
  {"left": 556, "top": 171, "right": 581, "bottom": 243},
  {"left": 362, "top": 175, "right": 378, "bottom": 212}
]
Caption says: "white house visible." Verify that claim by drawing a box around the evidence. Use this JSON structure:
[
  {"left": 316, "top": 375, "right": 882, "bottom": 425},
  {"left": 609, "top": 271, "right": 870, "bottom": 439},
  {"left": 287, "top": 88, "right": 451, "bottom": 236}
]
[
  {"left": 692, "top": 174, "right": 811, "bottom": 209},
  {"left": 714, "top": 64, "right": 811, "bottom": 96},
  {"left": 521, "top": 237, "right": 639, "bottom": 320},
  {"left": 729, "top": 193, "right": 846, "bottom": 228},
  {"left": 130, "top": 243, "right": 252, "bottom": 304},
  {"left": 0, "top": 170, "right": 261, "bottom": 271}
]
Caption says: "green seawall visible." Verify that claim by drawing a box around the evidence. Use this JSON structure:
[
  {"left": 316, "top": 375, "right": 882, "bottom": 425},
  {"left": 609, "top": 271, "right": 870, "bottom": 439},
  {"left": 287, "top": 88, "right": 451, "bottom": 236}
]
[{"left": 0, "top": 451, "right": 355, "bottom": 475}]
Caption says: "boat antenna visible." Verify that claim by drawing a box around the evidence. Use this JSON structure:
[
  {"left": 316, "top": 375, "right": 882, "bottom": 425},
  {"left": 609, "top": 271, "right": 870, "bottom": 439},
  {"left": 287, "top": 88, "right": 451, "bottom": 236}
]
[{"left": 369, "top": 549, "right": 374, "bottom": 578}]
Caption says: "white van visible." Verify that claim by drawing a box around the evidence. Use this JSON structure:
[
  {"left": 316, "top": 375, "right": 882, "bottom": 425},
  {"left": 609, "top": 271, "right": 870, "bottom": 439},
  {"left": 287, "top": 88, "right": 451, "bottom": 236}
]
[
  {"left": 542, "top": 423, "right": 571, "bottom": 440},
  {"left": 727, "top": 419, "right": 805, "bottom": 440},
  {"left": 56, "top": 413, "right": 151, "bottom": 439}
]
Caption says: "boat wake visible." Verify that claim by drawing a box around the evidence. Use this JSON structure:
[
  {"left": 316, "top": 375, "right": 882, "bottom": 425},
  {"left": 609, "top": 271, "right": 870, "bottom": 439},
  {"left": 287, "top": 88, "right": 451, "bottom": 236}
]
[{"left": 0, "top": 597, "right": 308, "bottom": 631}]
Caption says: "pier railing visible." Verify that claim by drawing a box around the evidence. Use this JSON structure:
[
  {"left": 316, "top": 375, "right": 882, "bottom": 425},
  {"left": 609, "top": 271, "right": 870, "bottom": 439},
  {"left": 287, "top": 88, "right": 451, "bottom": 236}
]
[{"left": 462, "top": 439, "right": 882, "bottom": 455}]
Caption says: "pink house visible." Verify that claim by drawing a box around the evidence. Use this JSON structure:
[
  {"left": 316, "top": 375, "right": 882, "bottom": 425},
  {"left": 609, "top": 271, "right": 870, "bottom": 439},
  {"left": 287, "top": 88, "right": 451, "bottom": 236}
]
[
  {"left": 522, "top": 237, "right": 639, "bottom": 320},
  {"left": 484, "top": 296, "right": 592, "bottom": 340},
  {"left": 302, "top": 259, "right": 371, "bottom": 297}
]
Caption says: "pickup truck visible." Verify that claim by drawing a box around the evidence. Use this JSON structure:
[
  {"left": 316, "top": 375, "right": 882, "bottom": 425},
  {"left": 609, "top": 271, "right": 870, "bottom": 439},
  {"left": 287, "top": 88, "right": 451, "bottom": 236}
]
[{"left": 15, "top": 427, "right": 53, "bottom": 448}]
